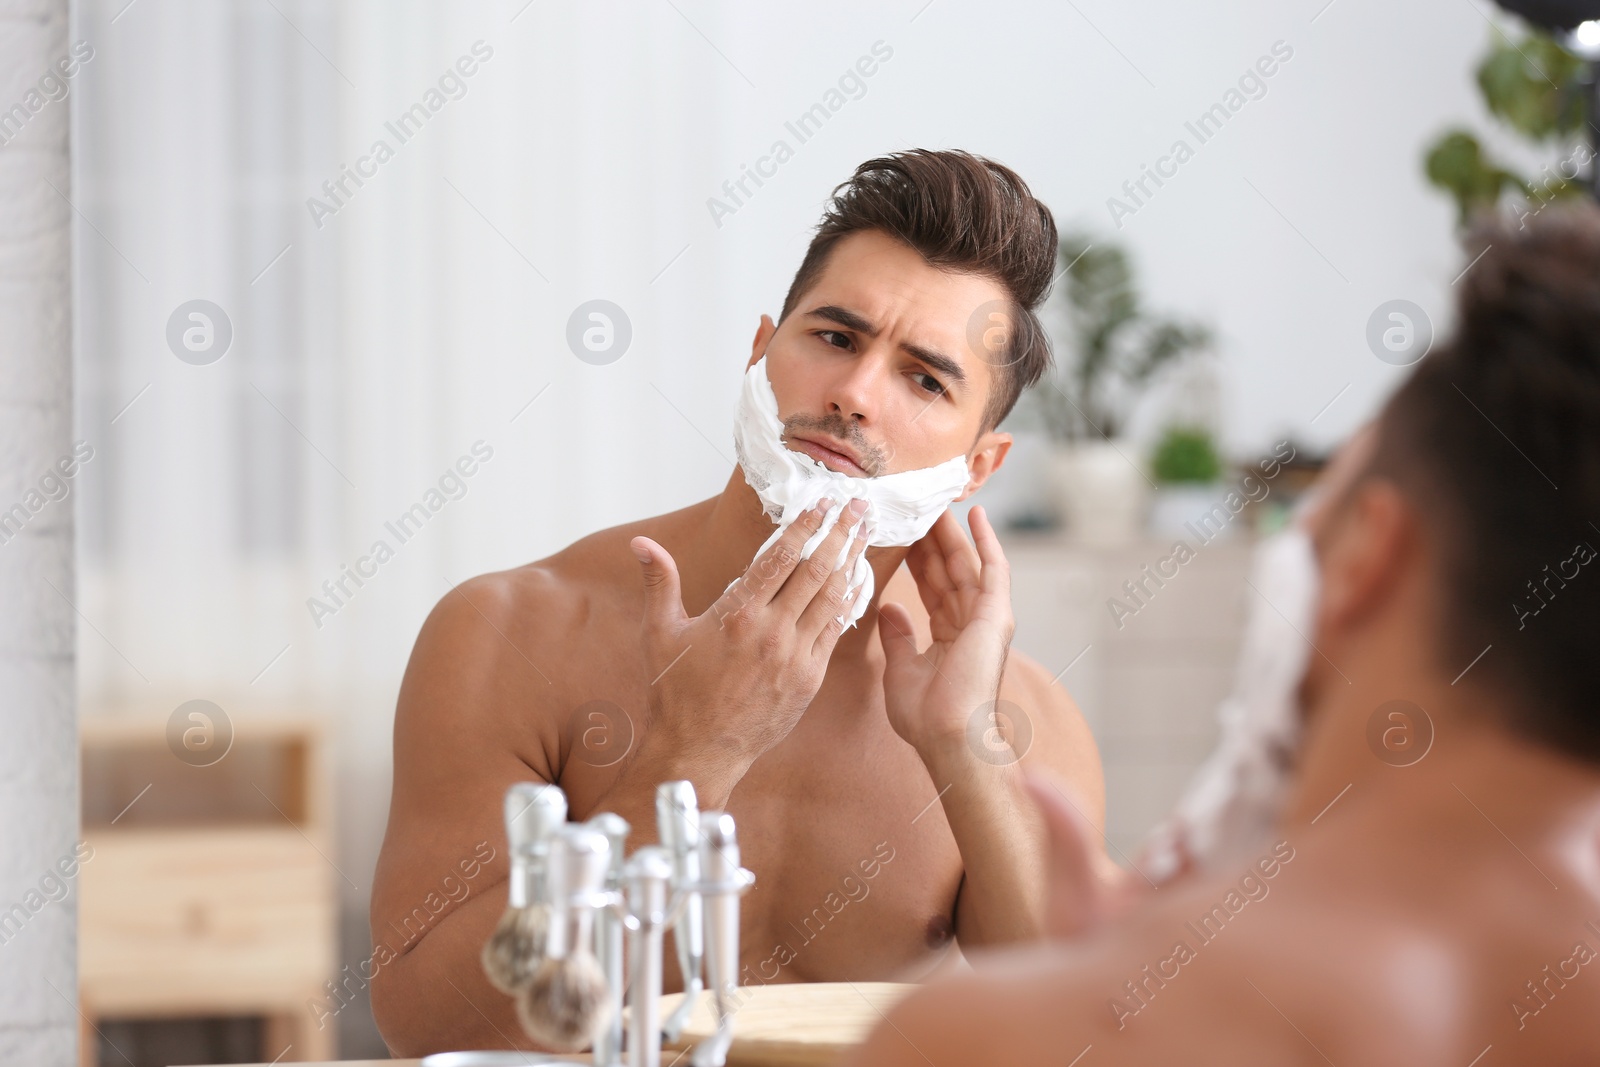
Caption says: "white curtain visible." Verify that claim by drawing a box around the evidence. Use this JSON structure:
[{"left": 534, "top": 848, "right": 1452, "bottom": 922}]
[{"left": 75, "top": 1, "right": 750, "bottom": 995}]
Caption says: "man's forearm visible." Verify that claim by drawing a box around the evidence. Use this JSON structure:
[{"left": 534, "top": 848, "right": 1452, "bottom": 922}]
[
  {"left": 588, "top": 726, "right": 755, "bottom": 845},
  {"left": 918, "top": 736, "right": 1046, "bottom": 946},
  {"left": 372, "top": 887, "right": 531, "bottom": 1056}
]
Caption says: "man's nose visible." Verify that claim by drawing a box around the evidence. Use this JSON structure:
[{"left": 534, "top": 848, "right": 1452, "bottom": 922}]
[{"left": 824, "top": 352, "right": 887, "bottom": 425}]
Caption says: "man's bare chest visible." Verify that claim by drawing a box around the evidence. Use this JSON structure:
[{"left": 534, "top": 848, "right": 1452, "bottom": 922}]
[
  {"left": 723, "top": 692, "right": 966, "bottom": 979},
  {"left": 551, "top": 643, "right": 965, "bottom": 985}
]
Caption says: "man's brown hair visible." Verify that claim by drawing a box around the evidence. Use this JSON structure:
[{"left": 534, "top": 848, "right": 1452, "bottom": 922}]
[
  {"left": 779, "top": 149, "right": 1058, "bottom": 435},
  {"left": 1366, "top": 200, "right": 1600, "bottom": 762}
]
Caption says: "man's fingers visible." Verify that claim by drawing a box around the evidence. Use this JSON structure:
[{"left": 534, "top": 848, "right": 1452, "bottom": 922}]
[
  {"left": 806, "top": 575, "right": 870, "bottom": 659},
  {"left": 969, "top": 506, "right": 1011, "bottom": 603},
  {"left": 875, "top": 600, "right": 921, "bottom": 671},
  {"left": 796, "top": 515, "right": 864, "bottom": 639},
  {"left": 720, "top": 498, "right": 833, "bottom": 612},
  {"left": 931, "top": 507, "right": 982, "bottom": 589},
  {"left": 773, "top": 499, "right": 866, "bottom": 614},
  {"left": 631, "top": 536, "right": 687, "bottom": 633},
  {"left": 916, "top": 515, "right": 960, "bottom": 605},
  {"left": 1022, "top": 770, "right": 1106, "bottom": 940},
  {"left": 904, "top": 537, "right": 949, "bottom": 620},
  {"left": 796, "top": 518, "right": 864, "bottom": 633}
]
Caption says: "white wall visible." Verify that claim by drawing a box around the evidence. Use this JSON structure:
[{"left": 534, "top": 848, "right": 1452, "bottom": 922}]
[{"left": 1, "top": 0, "right": 76, "bottom": 1062}]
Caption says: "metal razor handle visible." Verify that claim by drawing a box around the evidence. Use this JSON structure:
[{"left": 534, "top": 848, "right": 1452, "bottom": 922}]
[
  {"left": 588, "top": 813, "right": 630, "bottom": 1067},
  {"left": 625, "top": 847, "right": 673, "bottom": 1067},
  {"left": 503, "top": 782, "right": 567, "bottom": 908},
  {"left": 656, "top": 781, "right": 704, "bottom": 1040},
  {"left": 690, "top": 811, "right": 745, "bottom": 1067}
]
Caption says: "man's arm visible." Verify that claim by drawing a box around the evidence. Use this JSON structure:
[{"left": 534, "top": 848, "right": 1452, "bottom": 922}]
[
  {"left": 369, "top": 572, "right": 566, "bottom": 1056},
  {"left": 879, "top": 507, "right": 1111, "bottom": 949},
  {"left": 939, "top": 654, "right": 1109, "bottom": 947},
  {"left": 373, "top": 502, "right": 871, "bottom": 1053}
]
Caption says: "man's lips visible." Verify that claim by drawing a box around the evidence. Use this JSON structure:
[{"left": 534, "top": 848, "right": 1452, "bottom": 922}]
[{"left": 787, "top": 433, "right": 870, "bottom": 477}]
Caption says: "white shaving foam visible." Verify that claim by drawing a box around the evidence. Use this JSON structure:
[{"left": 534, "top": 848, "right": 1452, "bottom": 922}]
[{"left": 729, "top": 355, "right": 971, "bottom": 630}]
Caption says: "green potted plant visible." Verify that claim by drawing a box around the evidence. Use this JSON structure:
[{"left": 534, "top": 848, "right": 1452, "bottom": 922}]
[
  {"left": 1147, "top": 424, "right": 1234, "bottom": 539},
  {"left": 1016, "top": 231, "right": 1211, "bottom": 543},
  {"left": 1422, "top": 26, "right": 1592, "bottom": 227}
]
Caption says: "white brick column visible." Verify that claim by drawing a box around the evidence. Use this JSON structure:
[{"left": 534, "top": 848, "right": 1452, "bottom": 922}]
[{"left": 0, "top": 0, "right": 78, "bottom": 1062}]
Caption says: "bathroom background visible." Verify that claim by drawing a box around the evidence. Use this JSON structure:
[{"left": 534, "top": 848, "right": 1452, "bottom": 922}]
[{"left": 11, "top": 0, "right": 1591, "bottom": 1060}]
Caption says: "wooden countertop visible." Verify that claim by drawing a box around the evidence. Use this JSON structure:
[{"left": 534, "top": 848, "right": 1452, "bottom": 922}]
[{"left": 215, "top": 981, "right": 913, "bottom": 1067}]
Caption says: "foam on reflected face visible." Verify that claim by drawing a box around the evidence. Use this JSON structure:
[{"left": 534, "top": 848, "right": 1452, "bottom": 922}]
[{"left": 730, "top": 354, "right": 970, "bottom": 630}]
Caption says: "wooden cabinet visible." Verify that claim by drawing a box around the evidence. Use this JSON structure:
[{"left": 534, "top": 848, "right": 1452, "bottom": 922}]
[
  {"left": 1000, "top": 532, "right": 1255, "bottom": 855},
  {"left": 79, "top": 716, "right": 337, "bottom": 1065}
]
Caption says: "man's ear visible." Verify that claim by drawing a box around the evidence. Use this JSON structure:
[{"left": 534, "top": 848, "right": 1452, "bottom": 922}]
[
  {"left": 748, "top": 314, "right": 777, "bottom": 369},
  {"left": 953, "top": 430, "right": 1012, "bottom": 503},
  {"left": 1315, "top": 478, "right": 1415, "bottom": 635}
]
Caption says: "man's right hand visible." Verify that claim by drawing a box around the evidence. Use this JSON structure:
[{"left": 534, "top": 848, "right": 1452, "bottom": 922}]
[{"left": 627, "top": 495, "right": 870, "bottom": 791}]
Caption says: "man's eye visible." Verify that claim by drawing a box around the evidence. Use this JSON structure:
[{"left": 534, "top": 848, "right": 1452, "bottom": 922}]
[
  {"left": 914, "top": 372, "right": 947, "bottom": 395},
  {"left": 818, "top": 330, "right": 852, "bottom": 349}
]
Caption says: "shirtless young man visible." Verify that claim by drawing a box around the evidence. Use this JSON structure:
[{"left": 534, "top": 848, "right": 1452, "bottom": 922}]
[
  {"left": 848, "top": 204, "right": 1600, "bottom": 1065},
  {"left": 368, "top": 149, "right": 1107, "bottom": 1056}
]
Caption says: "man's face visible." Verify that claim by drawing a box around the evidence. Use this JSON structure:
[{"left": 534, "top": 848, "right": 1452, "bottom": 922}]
[{"left": 750, "top": 229, "right": 1012, "bottom": 489}]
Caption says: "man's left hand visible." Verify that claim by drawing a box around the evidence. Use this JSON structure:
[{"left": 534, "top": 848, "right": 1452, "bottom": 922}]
[{"left": 877, "top": 505, "right": 1016, "bottom": 758}]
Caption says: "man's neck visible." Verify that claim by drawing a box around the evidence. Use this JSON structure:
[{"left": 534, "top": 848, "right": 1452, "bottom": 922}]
[
  {"left": 670, "top": 467, "right": 911, "bottom": 662},
  {"left": 1282, "top": 677, "right": 1600, "bottom": 840}
]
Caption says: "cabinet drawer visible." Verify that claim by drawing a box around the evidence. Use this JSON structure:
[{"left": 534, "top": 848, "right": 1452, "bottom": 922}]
[{"left": 80, "top": 827, "right": 336, "bottom": 1015}]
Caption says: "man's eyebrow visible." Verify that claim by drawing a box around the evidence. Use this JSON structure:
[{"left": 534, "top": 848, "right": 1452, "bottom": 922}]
[{"left": 804, "top": 303, "right": 969, "bottom": 387}]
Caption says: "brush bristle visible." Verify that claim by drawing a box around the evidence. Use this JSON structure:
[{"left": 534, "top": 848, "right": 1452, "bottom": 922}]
[
  {"left": 480, "top": 906, "right": 549, "bottom": 994},
  {"left": 516, "top": 952, "right": 613, "bottom": 1052}
]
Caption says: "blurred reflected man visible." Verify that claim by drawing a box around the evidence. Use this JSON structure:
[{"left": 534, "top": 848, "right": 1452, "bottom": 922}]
[{"left": 848, "top": 203, "right": 1600, "bottom": 1065}]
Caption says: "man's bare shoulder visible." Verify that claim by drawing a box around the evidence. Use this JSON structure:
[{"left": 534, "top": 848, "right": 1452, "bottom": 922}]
[
  {"left": 374, "top": 514, "right": 690, "bottom": 929},
  {"left": 435, "top": 525, "right": 638, "bottom": 631},
  {"left": 850, "top": 871, "right": 1452, "bottom": 1067},
  {"left": 1057, "top": 837, "right": 1503, "bottom": 1065},
  {"left": 410, "top": 505, "right": 703, "bottom": 680},
  {"left": 1003, "top": 648, "right": 1105, "bottom": 821},
  {"left": 1003, "top": 647, "right": 1094, "bottom": 740},
  {"left": 394, "top": 512, "right": 686, "bottom": 765}
]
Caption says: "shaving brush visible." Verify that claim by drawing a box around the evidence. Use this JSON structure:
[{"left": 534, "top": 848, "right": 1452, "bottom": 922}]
[
  {"left": 517, "top": 824, "right": 615, "bottom": 1051},
  {"left": 481, "top": 782, "right": 567, "bottom": 994}
]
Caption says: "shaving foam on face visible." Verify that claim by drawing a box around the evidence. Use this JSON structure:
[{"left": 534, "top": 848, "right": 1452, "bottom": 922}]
[{"left": 728, "top": 354, "right": 970, "bottom": 631}]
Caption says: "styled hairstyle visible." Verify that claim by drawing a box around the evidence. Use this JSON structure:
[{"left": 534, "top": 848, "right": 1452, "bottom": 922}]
[
  {"left": 779, "top": 149, "right": 1057, "bottom": 434},
  {"left": 1368, "top": 200, "right": 1600, "bottom": 761}
]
